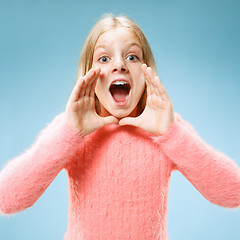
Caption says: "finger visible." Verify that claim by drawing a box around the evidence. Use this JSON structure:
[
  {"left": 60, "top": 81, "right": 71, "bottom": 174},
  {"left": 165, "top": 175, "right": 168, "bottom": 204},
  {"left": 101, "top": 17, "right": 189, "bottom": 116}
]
[
  {"left": 68, "top": 76, "right": 85, "bottom": 103},
  {"left": 142, "top": 64, "right": 150, "bottom": 81},
  {"left": 142, "top": 64, "right": 153, "bottom": 95},
  {"left": 80, "top": 69, "right": 96, "bottom": 97},
  {"left": 147, "top": 67, "right": 164, "bottom": 97},
  {"left": 146, "top": 66, "right": 154, "bottom": 79},
  {"left": 90, "top": 75, "right": 98, "bottom": 98},
  {"left": 143, "top": 65, "right": 156, "bottom": 96},
  {"left": 119, "top": 117, "right": 139, "bottom": 127},
  {"left": 154, "top": 76, "right": 171, "bottom": 101},
  {"left": 150, "top": 75, "right": 163, "bottom": 97},
  {"left": 119, "top": 117, "right": 131, "bottom": 126},
  {"left": 85, "top": 69, "right": 100, "bottom": 96},
  {"left": 104, "top": 116, "right": 119, "bottom": 125},
  {"left": 143, "top": 65, "right": 167, "bottom": 98},
  {"left": 99, "top": 115, "right": 119, "bottom": 128},
  {"left": 152, "top": 76, "right": 161, "bottom": 96}
]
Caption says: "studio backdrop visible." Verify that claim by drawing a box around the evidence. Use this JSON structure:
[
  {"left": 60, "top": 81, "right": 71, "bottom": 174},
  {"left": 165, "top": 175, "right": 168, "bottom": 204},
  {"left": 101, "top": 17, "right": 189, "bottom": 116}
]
[{"left": 0, "top": 0, "right": 239, "bottom": 239}]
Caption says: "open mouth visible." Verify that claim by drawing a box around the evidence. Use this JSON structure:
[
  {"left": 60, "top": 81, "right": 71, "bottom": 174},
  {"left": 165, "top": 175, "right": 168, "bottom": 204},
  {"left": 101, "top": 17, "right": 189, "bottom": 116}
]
[{"left": 109, "top": 80, "right": 131, "bottom": 104}]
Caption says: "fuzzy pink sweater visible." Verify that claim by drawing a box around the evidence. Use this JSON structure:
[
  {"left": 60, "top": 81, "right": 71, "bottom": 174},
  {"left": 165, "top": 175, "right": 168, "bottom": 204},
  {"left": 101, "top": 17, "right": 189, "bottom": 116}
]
[{"left": 0, "top": 113, "right": 240, "bottom": 239}]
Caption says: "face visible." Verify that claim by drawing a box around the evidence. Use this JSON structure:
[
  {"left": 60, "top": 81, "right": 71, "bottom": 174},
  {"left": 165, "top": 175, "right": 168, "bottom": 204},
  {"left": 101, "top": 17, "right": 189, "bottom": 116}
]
[{"left": 92, "top": 27, "right": 146, "bottom": 119}]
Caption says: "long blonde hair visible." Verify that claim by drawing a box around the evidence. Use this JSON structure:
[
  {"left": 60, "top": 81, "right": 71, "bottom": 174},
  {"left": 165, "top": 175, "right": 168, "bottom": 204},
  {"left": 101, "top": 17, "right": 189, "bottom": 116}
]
[{"left": 76, "top": 14, "right": 157, "bottom": 115}]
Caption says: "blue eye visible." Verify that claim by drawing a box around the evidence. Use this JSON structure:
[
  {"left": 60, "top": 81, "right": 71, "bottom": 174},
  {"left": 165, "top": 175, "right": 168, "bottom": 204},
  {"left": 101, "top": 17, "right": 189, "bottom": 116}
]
[
  {"left": 127, "top": 55, "right": 138, "bottom": 61},
  {"left": 99, "top": 56, "right": 110, "bottom": 63}
]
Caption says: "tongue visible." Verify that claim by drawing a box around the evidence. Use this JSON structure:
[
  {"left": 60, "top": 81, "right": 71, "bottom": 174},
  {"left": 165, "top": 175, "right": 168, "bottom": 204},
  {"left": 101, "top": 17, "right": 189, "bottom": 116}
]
[{"left": 111, "top": 88, "right": 129, "bottom": 102}]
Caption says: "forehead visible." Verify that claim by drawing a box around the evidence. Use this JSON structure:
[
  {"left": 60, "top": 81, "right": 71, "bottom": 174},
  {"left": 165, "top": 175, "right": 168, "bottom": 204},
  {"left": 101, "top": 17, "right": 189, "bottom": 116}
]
[{"left": 95, "top": 27, "right": 142, "bottom": 49}]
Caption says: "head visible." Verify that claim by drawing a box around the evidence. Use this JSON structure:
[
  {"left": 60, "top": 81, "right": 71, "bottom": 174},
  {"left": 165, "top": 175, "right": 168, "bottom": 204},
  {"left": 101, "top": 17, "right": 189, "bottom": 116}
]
[{"left": 76, "top": 14, "right": 157, "bottom": 118}]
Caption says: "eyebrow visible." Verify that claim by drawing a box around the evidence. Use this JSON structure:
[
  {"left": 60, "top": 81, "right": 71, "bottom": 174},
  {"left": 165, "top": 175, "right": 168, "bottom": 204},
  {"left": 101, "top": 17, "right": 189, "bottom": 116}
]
[{"left": 95, "top": 41, "right": 142, "bottom": 50}]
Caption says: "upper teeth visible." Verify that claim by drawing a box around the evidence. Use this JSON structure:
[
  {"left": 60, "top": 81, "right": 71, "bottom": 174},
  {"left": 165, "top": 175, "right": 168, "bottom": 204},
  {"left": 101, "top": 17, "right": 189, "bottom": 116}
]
[{"left": 112, "top": 81, "right": 128, "bottom": 86}]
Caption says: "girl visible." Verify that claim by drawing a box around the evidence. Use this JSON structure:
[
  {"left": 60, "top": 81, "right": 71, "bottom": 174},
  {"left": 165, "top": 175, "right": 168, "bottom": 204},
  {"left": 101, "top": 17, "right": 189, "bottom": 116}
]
[{"left": 0, "top": 14, "right": 239, "bottom": 240}]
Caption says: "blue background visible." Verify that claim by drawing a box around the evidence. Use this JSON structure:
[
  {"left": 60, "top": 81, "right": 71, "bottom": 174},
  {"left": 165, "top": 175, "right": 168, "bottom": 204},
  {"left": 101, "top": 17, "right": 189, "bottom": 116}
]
[{"left": 0, "top": 0, "right": 239, "bottom": 239}]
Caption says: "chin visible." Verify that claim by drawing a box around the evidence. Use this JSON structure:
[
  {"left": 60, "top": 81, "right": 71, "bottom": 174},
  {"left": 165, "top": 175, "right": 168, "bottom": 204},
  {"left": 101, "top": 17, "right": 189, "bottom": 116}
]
[
  {"left": 110, "top": 111, "right": 131, "bottom": 119},
  {"left": 108, "top": 106, "right": 138, "bottom": 119}
]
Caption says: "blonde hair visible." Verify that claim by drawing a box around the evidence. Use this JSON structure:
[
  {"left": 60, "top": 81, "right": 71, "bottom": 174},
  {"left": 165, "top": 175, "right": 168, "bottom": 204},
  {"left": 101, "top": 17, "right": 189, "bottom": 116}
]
[{"left": 76, "top": 14, "right": 157, "bottom": 115}]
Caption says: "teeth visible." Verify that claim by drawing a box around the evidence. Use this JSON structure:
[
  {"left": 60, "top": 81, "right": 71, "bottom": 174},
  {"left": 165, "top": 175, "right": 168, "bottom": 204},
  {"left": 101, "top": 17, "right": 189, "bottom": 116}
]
[{"left": 112, "top": 81, "right": 128, "bottom": 86}]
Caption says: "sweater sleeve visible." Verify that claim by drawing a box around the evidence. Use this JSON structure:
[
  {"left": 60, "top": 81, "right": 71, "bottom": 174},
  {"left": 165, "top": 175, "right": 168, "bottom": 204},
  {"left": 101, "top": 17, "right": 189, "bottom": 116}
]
[
  {"left": 153, "top": 113, "right": 240, "bottom": 208},
  {"left": 0, "top": 113, "right": 83, "bottom": 215}
]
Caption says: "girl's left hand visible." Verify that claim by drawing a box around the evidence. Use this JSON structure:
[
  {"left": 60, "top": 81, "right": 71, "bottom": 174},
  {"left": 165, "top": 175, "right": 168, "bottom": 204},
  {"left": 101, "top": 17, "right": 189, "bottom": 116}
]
[{"left": 119, "top": 64, "right": 174, "bottom": 136}]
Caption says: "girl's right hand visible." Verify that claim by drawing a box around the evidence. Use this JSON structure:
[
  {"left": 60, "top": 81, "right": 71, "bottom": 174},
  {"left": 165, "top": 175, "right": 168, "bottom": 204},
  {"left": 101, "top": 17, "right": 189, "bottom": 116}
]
[{"left": 65, "top": 68, "right": 119, "bottom": 136}]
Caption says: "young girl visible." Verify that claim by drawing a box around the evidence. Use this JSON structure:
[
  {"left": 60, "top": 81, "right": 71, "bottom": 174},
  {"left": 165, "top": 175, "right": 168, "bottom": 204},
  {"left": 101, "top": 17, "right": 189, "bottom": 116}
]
[{"left": 0, "top": 14, "right": 239, "bottom": 240}]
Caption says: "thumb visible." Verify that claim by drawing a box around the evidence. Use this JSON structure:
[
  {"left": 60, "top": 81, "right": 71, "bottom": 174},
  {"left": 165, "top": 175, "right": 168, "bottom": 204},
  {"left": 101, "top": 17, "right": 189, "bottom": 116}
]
[
  {"left": 119, "top": 117, "right": 138, "bottom": 127},
  {"left": 101, "top": 116, "right": 119, "bottom": 127}
]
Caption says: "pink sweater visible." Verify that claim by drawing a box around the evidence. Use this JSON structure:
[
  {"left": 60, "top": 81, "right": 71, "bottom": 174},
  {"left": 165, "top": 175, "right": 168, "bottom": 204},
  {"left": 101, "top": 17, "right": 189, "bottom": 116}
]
[{"left": 0, "top": 113, "right": 239, "bottom": 239}]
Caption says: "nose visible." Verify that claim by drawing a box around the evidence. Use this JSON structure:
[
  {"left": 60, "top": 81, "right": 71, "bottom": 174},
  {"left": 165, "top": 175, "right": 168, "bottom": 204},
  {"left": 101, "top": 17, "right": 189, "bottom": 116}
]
[{"left": 112, "top": 57, "right": 128, "bottom": 73}]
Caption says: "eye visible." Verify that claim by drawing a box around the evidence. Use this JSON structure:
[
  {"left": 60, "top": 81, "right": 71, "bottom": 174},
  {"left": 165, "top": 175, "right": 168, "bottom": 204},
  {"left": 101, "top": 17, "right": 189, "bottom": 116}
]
[
  {"left": 126, "top": 55, "right": 139, "bottom": 61},
  {"left": 99, "top": 56, "right": 110, "bottom": 63}
]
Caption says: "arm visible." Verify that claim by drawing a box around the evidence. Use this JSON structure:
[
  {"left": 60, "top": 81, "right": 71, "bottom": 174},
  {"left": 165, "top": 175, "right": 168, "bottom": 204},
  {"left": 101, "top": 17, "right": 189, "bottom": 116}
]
[
  {"left": 0, "top": 68, "right": 118, "bottom": 215},
  {"left": 154, "top": 114, "right": 240, "bottom": 208},
  {"left": 0, "top": 113, "right": 83, "bottom": 214},
  {"left": 118, "top": 64, "right": 240, "bottom": 208}
]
